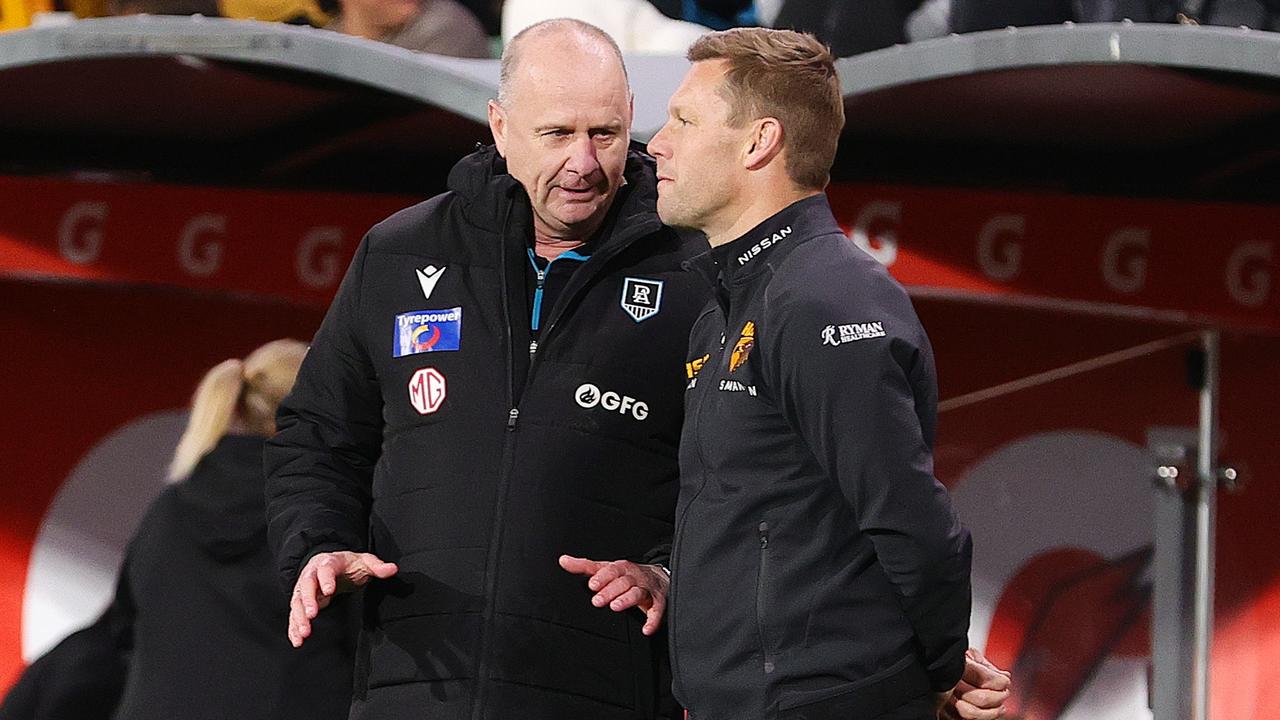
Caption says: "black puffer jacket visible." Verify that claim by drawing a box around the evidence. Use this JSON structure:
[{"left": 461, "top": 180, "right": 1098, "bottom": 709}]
[
  {"left": 114, "top": 435, "right": 356, "bottom": 720},
  {"left": 265, "top": 146, "right": 707, "bottom": 719}
]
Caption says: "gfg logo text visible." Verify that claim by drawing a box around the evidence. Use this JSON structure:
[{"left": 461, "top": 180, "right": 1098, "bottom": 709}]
[{"left": 575, "top": 383, "right": 649, "bottom": 421}]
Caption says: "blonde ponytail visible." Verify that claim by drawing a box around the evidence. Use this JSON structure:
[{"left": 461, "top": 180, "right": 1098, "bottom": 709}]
[
  {"left": 168, "top": 359, "right": 245, "bottom": 481},
  {"left": 167, "top": 339, "right": 308, "bottom": 482},
  {"left": 239, "top": 339, "right": 308, "bottom": 437}
]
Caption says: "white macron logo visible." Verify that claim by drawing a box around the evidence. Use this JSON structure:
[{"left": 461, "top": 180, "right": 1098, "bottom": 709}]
[
  {"left": 822, "top": 321, "right": 887, "bottom": 346},
  {"left": 737, "top": 226, "right": 792, "bottom": 266},
  {"left": 416, "top": 265, "right": 446, "bottom": 300},
  {"left": 575, "top": 383, "right": 649, "bottom": 421}
]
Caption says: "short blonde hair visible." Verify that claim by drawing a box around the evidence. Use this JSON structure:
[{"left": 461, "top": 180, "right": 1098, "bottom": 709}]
[{"left": 688, "top": 28, "right": 845, "bottom": 190}]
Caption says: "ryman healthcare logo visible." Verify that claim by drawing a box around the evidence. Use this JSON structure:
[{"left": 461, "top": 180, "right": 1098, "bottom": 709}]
[
  {"left": 822, "top": 321, "right": 886, "bottom": 346},
  {"left": 737, "top": 226, "right": 792, "bottom": 266}
]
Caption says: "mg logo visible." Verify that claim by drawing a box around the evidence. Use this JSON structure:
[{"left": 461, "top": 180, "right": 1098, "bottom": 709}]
[{"left": 408, "top": 368, "right": 447, "bottom": 415}]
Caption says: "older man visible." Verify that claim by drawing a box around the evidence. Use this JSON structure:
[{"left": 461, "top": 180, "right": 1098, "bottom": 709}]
[
  {"left": 648, "top": 28, "right": 991, "bottom": 719},
  {"left": 268, "top": 18, "right": 1009, "bottom": 720},
  {"left": 268, "top": 19, "right": 700, "bottom": 719}
]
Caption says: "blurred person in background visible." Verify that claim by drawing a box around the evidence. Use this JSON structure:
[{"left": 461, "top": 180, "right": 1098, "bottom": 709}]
[
  {"left": 110, "top": 339, "right": 357, "bottom": 720},
  {"left": 501, "top": 0, "right": 712, "bottom": 53},
  {"left": 950, "top": 0, "right": 1280, "bottom": 33},
  {"left": 0, "top": 610, "right": 127, "bottom": 720},
  {"left": 106, "top": 0, "right": 218, "bottom": 15},
  {"left": 771, "top": 0, "right": 926, "bottom": 55},
  {"left": 321, "top": 0, "right": 490, "bottom": 57},
  {"left": 0, "top": 339, "right": 357, "bottom": 720}
]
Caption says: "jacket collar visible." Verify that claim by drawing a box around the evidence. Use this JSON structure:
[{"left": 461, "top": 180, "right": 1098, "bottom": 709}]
[
  {"left": 688, "top": 193, "right": 838, "bottom": 289},
  {"left": 446, "top": 142, "right": 664, "bottom": 251}
]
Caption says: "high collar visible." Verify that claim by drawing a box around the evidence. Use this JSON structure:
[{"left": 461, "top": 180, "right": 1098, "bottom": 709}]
[
  {"left": 446, "top": 142, "right": 664, "bottom": 252},
  {"left": 173, "top": 434, "right": 267, "bottom": 560},
  {"left": 688, "top": 193, "right": 838, "bottom": 289}
]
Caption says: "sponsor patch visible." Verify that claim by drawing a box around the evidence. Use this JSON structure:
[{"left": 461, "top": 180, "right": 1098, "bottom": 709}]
[
  {"left": 718, "top": 379, "right": 758, "bottom": 396},
  {"left": 621, "top": 277, "right": 664, "bottom": 322},
  {"left": 394, "top": 307, "right": 462, "bottom": 357},
  {"left": 408, "top": 367, "right": 447, "bottom": 415},
  {"left": 821, "top": 321, "right": 886, "bottom": 347},
  {"left": 575, "top": 382, "right": 649, "bottom": 421},
  {"left": 686, "top": 353, "right": 710, "bottom": 380},
  {"left": 737, "top": 226, "right": 792, "bottom": 266},
  {"left": 416, "top": 265, "right": 446, "bottom": 300},
  {"left": 729, "top": 321, "right": 755, "bottom": 372}
]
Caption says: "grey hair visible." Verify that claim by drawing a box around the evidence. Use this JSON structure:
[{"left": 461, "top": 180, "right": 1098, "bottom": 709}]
[{"left": 497, "top": 18, "right": 629, "bottom": 107}]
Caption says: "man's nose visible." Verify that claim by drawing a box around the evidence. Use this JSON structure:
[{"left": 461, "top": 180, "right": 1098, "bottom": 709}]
[
  {"left": 647, "top": 125, "right": 668, "bottom": 158},
  {"left": 565, "top": 136, "right": 601, "bottom": 177}
]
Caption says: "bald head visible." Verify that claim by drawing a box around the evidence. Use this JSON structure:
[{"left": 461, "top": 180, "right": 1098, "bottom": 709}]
[
  {"left": 497, "top": 19, "right": 630, "bottom": 108},
  {"left": 487, "top": 19, "right": 634, "bottom": 245}
]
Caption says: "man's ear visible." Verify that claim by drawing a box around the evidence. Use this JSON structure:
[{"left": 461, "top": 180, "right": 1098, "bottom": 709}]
[
  {"left": 488, "top": 100, "right": 508, "bottom": 157},
  {"left": 743, "top": 117, "right": 784, "bottom": 172}
]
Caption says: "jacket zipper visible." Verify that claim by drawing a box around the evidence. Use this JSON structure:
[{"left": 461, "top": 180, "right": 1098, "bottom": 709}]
[
  {"left": 473, "top": 212, "right": 659, "bottom": 720},
  {"left": 756, "top": 520, "right": 773, "bottom": 675},
  {"left": 473, "top": 200, "right": 520, "bottom": 720},
  {"left": 668, "top": 311, "right": 727, "bottom": 695}
]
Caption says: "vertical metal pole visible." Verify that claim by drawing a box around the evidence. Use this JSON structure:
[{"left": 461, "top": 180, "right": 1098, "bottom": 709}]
[{"left": 1192, "top": 330, "right": 1219, "bottom": 720}]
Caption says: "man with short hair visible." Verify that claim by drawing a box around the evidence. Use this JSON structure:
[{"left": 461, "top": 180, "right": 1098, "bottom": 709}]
[{"left": 648, "top": 28, "right": 980, "bottom": 719}]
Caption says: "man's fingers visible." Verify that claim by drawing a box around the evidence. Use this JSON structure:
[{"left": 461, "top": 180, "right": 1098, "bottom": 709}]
[
  {"left": 963, "top": 653, "right": 1012, "bottom": 692},
  {"left": 295, "top": 567, "right": 323, "bottom": 620},
  {"left": 355, "top": 553, "right": 398, "bottom": 581},
  {"left": 316, "top": 560, "right": 338, "bottom": 597},
  {"left": 593, "top": 575, "right": 640, "bottom": 607},
  {"left": 606, "top": 586, "right": 649, "bottom": 612},
  {"left": 559, "top": 554, "right": 606, "bottom": 578},
  {"left": 641, "top": 593, "right": 666, "bottom": 636},
  {"left": 288, "top": 590, "right": 310, "bottom": 648},
  {"left": 953, "top": 697, "right": 1005, "bottom": 720},
  {"left": 955, "top": 687, "right": 1009, "bottom": 712},
  {"left": 587, "top": 562, "right": 626, "bottom": 592}
]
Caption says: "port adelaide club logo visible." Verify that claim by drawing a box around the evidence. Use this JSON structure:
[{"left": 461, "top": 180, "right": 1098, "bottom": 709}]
[{"left": 621, "top": 277, "right": 664, "bottom": 323}]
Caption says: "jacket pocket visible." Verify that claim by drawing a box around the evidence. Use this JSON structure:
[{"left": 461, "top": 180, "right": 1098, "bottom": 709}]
[
  {"left": 778, "top": 655, "right": 931, "bottom": 719},
  {"left": 755, "top": 519, "right": 774, "bottom": 675}
]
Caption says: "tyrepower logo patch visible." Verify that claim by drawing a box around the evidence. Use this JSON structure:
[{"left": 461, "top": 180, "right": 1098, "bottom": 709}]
[
  {"left": 394, "top": 307, "right": 461, "bottom": 357},
  {"left": 574, "top": 383, "right": 649, "bottom": 421},
  {"left": 408, "top": 368, "right": 447, "bottom": 414}
]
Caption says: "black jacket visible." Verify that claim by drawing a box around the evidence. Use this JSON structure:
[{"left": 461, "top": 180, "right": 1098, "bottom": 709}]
[
  {"left": 113, "top": 435, "right": 356, "bottom": 720},
  {"left": 671, "top": 195, "right": 972, "bottom": 720},
  {"left": 265, "top": 146, "right": 708, "bottom": 719},
  {"left": 0, "top": 609, "right": 127, "bottom": 720}
]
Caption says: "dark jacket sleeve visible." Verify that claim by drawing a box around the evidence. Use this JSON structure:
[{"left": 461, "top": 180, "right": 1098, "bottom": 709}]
[
  {"left": 265, "top": 236, "right": 384, "bottom": 592},
  {"left": 762, "top": 258, "right": 972, "bottom": 692}
]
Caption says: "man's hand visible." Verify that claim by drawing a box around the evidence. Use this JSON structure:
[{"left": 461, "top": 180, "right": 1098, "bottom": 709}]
[
  {"left": 558, "top": 555, "right": 669, "bottom": 636},
  {"left": 939, "top": 647, "right": 1013, "bottom": 719},
  {"left": 288, "top": 551, "right": 398, "bottom": 648}
]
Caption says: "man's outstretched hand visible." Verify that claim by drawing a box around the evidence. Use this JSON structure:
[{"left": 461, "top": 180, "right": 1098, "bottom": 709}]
[
  {"left": 559, "top": 555, "right": 669, "bottom": 636},
  {"left": 288, "top": 550, "right": 398, "bottom": 647},
  {"left": 939, "top": 647, "right": 1013, "bottom": 719}
]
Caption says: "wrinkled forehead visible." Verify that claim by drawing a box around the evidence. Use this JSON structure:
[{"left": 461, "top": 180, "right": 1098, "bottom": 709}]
[{"left": 506, "top": 39, "right": 630, "bottom": 107}]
